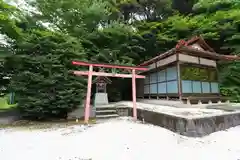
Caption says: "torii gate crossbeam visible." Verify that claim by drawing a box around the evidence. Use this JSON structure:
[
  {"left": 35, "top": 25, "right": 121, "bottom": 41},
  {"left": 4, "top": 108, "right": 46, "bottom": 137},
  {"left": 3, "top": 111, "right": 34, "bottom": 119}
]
[{"left": 72, "top": 61, "right": 148, "bottom": 123}]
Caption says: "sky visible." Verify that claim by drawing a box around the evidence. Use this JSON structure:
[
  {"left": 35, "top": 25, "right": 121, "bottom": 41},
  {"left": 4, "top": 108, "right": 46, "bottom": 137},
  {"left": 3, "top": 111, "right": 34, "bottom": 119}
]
[{"left": 0, "top": 0, "right": 38, "bottom": 45}]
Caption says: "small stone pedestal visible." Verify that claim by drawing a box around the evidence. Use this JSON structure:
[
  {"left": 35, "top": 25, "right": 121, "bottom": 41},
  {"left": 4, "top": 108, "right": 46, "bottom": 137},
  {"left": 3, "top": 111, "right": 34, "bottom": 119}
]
[
  {"left": 93, "top": 75, "right": 111, "bottom": 107},
  {"left": 94, "top": 93, "right": 109, "bottom": 106}
]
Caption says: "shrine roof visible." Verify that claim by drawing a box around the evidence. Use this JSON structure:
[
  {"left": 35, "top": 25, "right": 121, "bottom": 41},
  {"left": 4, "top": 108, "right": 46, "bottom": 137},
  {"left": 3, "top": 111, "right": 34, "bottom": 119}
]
[
  {"left": 138, "top": 36, "right": 240, "bottom": 66},
  {"left": 92, "top": 76, "right": 112, "bottom": 84},
  {"left": 184, "top": 36, "right": 215, "bottom": 52}
]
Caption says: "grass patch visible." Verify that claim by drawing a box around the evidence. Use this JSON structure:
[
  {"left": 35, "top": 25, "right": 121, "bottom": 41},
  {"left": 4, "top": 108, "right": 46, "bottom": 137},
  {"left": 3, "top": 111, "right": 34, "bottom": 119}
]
[{"left": 0, "top": 96, "right": 16, "bottom": 110}]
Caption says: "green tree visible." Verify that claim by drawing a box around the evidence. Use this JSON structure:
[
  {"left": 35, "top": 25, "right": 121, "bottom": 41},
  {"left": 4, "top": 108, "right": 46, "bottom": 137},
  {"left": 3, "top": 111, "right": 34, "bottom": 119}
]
[
  {"left": 30, "top": 0, "right": 112, "bottom": 35},
  {"left": 115, "top": 0, "right": 173, "bottom": 22},
  {"left": 30, "top": 0, "right": 143, "bottom": 68},
  {"left": 4, "top": 29, "right": 86, "bottom": 119}
]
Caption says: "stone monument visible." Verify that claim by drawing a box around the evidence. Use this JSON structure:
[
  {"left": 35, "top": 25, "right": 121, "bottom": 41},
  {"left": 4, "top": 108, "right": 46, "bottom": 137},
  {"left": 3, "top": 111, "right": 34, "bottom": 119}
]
[{"left": 92, "top": 76, "right": 112, "bottom": 106}]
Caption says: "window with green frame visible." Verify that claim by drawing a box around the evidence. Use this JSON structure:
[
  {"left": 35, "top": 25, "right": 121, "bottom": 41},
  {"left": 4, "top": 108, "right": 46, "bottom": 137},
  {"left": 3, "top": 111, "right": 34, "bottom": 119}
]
[{"left": 180, "top": 65, "right": 218, "bottom": 82}]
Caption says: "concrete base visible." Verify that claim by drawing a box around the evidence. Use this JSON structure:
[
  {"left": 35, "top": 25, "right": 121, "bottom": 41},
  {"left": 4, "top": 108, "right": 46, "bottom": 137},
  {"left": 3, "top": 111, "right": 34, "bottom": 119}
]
[
  {"left": 116, "top": 106, "right": 240, "bottom": 137},
  {"left": 94, "top": 93, "right": 109, "bottom": 106},
  {"left": 67, "top": 106, "right": 96, "bottom": 120}
]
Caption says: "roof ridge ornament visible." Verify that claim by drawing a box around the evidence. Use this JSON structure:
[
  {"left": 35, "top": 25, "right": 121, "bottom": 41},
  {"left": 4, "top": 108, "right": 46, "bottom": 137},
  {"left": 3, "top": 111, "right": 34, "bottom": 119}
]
[{"left": 176, "top": 39, "right": 187, "bottom": 49}]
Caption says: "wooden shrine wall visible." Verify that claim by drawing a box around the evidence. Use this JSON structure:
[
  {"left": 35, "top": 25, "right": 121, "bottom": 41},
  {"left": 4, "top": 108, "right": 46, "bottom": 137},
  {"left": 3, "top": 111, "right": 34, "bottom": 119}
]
[{"left": 178, "top": 53, "right": 217, "bottom": 67}]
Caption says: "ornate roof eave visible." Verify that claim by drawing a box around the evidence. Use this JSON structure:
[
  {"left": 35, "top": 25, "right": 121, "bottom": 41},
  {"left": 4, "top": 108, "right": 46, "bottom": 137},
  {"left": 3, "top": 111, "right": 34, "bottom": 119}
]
[
  {"left": 179, "top": 47, "right": 240, "bottom": 61},
  {"left": 178, "top": 47, "right": 219, "bottom": 59}
]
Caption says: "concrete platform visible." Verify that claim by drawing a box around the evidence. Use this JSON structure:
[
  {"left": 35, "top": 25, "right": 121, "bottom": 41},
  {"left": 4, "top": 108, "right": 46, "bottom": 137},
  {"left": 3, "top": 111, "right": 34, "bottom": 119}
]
[
  {"left": 115, "top": 101, "right": 240, "bottom": 137},
  {"left": 137, "top": 99, "right": 185, "bottom": 107},
  {"left": 137, "top": 99, "right": 240, "bottom": 109},
  {"left": 67, "top": 100, "right": 240, "bottom": 137}
]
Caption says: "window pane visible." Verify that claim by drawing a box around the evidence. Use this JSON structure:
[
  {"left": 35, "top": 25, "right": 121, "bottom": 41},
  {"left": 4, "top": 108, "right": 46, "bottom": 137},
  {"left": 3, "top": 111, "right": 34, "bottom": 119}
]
[
  {"left": 158, "top": 82, "right": 166, "bottom": 93},
  {"left": 150, "top": 73, "right": 157, "bottom": 83},
  {"left": 167, "top": 80, "right": 178, "bottom": 93},
  {"left": 181, "top": 66, "right": 200, "bottom": 80},
  {"left": 181, "top": 66, "right": 209, "bottom": 81},
  {"left": 211, "top": 82, "right": 219, "bottom": 93},
  {"left": 192, "top": 81, "right": 202, "bottom": 93},
  {"left": 199, "top": 68, "right": 208, "bottom": 81},
  {"left": 150, "top": 83, "right": 157, "bottom": 94},
  {"left": 202, "top": 82, "right": 210, "bottom": 93},
  {"left": 167, "top": 67, "right": 177, "bottom": 80},
  {"left": 182, "top": 80, "right": 192, "bottom": 93},
  {"left": 158, "top": 70, "right": 166, "bottom": 82}
]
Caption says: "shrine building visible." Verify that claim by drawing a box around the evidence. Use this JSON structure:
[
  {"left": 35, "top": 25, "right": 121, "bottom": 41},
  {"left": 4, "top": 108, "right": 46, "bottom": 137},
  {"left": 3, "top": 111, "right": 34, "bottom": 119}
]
[{"left": 136, "top": 36, "right": 240, "bottom": 104}]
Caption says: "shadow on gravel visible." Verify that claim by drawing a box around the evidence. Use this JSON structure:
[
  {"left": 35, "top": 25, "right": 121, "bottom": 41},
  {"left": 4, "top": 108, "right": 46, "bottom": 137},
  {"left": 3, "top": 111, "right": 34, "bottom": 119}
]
[{"left": 0, "top": 108, "right": 20, "bottom": 126}]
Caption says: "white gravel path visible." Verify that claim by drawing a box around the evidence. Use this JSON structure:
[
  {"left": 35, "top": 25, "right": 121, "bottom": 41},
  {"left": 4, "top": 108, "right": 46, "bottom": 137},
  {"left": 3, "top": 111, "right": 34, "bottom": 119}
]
[{"left": 0, "top": 117, "right": 240, "bottom": 160}]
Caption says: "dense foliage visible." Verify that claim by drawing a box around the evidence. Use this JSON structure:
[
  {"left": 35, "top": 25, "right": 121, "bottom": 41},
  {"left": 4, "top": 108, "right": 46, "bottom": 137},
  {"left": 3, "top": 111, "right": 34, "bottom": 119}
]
[
  {"left": 0, "top": 0, "right": 239, "bottom": 119},
  {"left": 4, "top": 30, "right": 86, "bottom": 119}
]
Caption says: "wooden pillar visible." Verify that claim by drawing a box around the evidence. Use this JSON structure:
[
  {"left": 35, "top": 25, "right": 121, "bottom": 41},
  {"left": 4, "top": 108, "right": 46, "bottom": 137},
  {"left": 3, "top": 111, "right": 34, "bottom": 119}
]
[
  {"left": 132, "top": 69, "right": 137, "bottom": 120},
  {"left": 155, "top": 62, "right": 159, "bottom": 100},
  {"left": 177, "top": 61, "right": 182, "bottom": 100},
  {"left": 84, "top": 65, "right": 93, "bottom": 123}
]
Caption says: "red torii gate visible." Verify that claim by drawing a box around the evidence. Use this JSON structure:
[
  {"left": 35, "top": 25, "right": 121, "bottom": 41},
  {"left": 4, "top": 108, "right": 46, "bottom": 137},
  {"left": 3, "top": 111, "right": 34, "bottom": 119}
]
[{"left": 72, "top": 61, "right": 148, "bottom": 123}]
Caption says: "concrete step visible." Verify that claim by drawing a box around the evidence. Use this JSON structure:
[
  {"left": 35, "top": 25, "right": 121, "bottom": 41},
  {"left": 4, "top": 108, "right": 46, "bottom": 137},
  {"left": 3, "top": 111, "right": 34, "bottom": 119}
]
[
  {"left": 95, "top": 106, "right": 119, "bottom": 119},
  {"left": 96, "top": 107, "right": 117, "bottom": 111},
  {"left": 96, "top": 114, "right": 119, "bottom": 119},
  {"left": 96, "top": 110, "right": 117, "bottom": 113},
  {"left": 96, "top": 110, "right": 117, "bottom": 116}
]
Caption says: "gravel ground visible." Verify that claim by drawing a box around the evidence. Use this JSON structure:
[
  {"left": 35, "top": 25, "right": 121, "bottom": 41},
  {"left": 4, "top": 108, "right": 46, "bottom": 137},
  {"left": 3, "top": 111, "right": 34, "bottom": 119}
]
[{"left": 0, "top": 117, "right": 240, "bottom": 160}]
